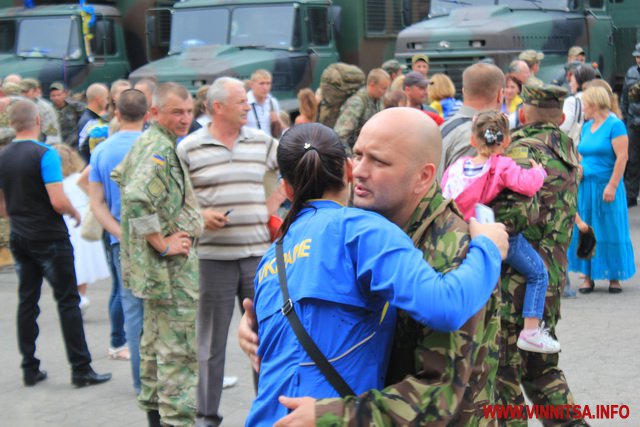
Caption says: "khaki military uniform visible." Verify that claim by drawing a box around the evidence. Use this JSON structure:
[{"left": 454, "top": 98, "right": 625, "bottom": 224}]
[
  {"left": 492, "top": 123, "right": 586, "bottom": 426},
  {"left": 334, "top": 87, "right": 383, "bottom": 150},
  {"left": 113, "top": 124, "right": 203, "bottom": 426},
  {"left": 0, "top": 96, "right": 15, "bottom": 267},
  {"left": 316, "top": 183, "right": 501, "bottom": 426},
  {"left": 36, "top": 98, "right": 61, "bottom": 144}
]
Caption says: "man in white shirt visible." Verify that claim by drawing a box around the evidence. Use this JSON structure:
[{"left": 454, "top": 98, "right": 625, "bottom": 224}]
[{"left": 246, "top": 69, "right": 283, "bottom": 137}]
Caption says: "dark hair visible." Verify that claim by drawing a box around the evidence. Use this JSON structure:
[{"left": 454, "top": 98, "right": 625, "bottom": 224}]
[
  {"left": 117, "top": 89, "right": 148, "bottom": 122},
  {"left": 571, "top": 65, "right": 597, "bottom": 92},
  {"left": 505, "top": 73, "right": 523, "bottom": 93},
  {"left": 277, "top": 123, "right": 348, "bottom": 238}
]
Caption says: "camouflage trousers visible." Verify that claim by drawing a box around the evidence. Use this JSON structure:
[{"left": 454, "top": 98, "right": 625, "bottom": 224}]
[
  {"left": 494, "top": 321, "right": 589, "bottom": 427},
  {"left": 0, "top": 217, "right": 9, "bottom": 247},
  {"left": 138, "top": 299, "right": 197, "bottom": 426}
]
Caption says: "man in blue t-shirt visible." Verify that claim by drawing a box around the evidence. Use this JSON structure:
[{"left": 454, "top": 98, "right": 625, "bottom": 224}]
[
  {"left": 0, "top": 100, "right": 111, "bottom": 388},
  {"left": 88, "top": 89, "right": 148, "bottom": 394}
]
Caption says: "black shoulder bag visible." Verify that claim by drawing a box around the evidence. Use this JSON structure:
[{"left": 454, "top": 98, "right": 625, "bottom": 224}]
[{"left": 275, "top": 240, "right": 355, "bottom": 397}]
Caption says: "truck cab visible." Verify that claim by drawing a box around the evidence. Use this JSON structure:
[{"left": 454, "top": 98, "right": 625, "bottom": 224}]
[
  {"left": 131, "top": 0, "right": 430, "bottom": 112},
  {"left": 0, "top": 0, "right": 176, "bottom": 93},
  {"left": 396, "top": 0, "right": 640, "bottom": 91}
]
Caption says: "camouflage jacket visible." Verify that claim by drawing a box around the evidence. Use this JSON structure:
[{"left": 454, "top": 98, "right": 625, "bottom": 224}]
[
  {"left": 316, "top": 183, "right": 501, "bottom": 427},
  {"left": 621, "top": 65, "right": 640, "bottom": 127},
  {"left": 55, "top": 99, "right": 86, "bottom": 147},
  {"left": 36, "top": 98, "right": 61, "bottom": 144},
  {"left": 334, "top": 87, "right": 382, "bottom": 149},
  {"left": 0, "top": 96, "right": 19, "bottom": 147},
  {"left": 112, "top": 124, "right": 203, "bottom": 305},
  {"left": 491, "top": 123, "right": 578, "bottom": 327}
]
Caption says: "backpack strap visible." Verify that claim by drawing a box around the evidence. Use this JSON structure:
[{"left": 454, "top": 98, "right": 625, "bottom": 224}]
[
  {"left": 441, "top": 116, "right": 472, "bottom": 140},
  {"left": 275, "top": 240, "right": 355, "bottom": 397}
]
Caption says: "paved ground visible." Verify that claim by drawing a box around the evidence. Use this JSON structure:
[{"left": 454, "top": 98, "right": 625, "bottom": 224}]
[{"left": 1, "top": 209, "right": 638, "bottom": 426}]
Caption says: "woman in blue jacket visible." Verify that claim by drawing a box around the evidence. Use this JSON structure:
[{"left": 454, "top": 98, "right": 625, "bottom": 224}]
[{"left": 246, "top": 123, "right": 505, "bottom": 426}]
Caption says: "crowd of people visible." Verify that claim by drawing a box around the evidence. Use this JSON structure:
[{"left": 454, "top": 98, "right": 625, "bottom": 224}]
[{"left": 0, "top": 41, "right": 637, "bottom": 427}]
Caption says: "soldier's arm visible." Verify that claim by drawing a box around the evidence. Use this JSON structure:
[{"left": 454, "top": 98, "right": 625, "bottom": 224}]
[
  {"left": 333, "top": 96, "right": 365, "bottom": 143},
  {"left": 0, "top": 189, "right": 7, "bottom": 218}
]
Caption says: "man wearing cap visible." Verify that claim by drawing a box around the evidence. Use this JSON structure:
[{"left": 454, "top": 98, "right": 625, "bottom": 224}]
[
  {"left": 518, "top": 50, "right": 544, "bottom": 84},
  {"left": 49, "top": 82, "right": 86, "bottom": 149},
  {"left": 491, "top": 84, "right": 586, "bottom": 425},
  {"left": 381, "top": 59, "right": 404, "bottom": 82},
  {"left": 411, "top": 53, "right": 429, "bottom": 77},
  {"left": 20, "top": 78, "right": 61, "bottom": 144},
  {"left": 403, "top": 71, "right": 443, "bottom": 125},
  {"left": 622, "top": 43, "right": 640, "bottom": 207},
  {"left": 334, "top": 68, "right": 390, "bottom": 150}
]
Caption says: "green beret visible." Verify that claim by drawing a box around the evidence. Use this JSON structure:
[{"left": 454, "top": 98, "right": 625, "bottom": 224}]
[{"left": 521, "top": 84, "right": 568, "bottom": 109}]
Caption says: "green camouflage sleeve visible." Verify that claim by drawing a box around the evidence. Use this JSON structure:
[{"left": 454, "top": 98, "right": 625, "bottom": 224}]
[
  {"left": 333, "top": 95, "right": 365, "bottom": 145},
  {"left": 121, "top": 149, "right": 170, "bottom": 237},
  {"left": 490, "top": 142, "right": 541, "bottom": 234},
  {"left": 39, "top": 102, "right": 61, "bottom": 144}
]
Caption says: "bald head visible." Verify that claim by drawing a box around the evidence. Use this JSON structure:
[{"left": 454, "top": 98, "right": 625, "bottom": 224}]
[
  {"left": 508, "top": 60, "right": 530, "bottom": 85},
  {"left": 365, "top": 107, "right": 441, "bottom": 167},
  {"left": 4, "top": 74, "right": 21, "bottom": 84},
  {"left": 353, "top": 108, "right": 441, "bottom": 227},
  {"left": 86, "top": 83, "right": 109, "bottom": 112},
  {"left": 462, "top": 63, "right": 505, "bottom": 109}
]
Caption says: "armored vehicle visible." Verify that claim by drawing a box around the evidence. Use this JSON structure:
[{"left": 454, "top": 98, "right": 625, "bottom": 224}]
[
  {"left": 0, "top": 0, "right": 176, "bottom": 92},
  {"left": 130, "top": 0, "right": 430, "bottom": 111},
  {"left": 396, "top": 0, "right": 640, "bottom": 91}
]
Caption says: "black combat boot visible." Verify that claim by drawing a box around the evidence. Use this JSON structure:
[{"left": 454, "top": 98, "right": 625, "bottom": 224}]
[{"left": 147, "top": 410, "right": 161, "bottom": 427}]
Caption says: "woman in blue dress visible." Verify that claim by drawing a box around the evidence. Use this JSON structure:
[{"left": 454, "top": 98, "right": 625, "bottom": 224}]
[{"left": 569, "top": 86, "right": 636, "bottom": 293}]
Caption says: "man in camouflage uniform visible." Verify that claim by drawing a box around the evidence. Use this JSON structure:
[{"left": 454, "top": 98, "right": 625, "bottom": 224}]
[
  {"left": 0, "top": 90, "right": 18, "bottom": 267},
  {"left": 49, "top": 82, "right": 86, "bottom": 148},
  {"left": 112, "top": 82, "right": 203, "bottom": 427},
  {"left": 20, "top": 78, "right": 61, "bottom": 144},
  {"left": 334, "top": 68, "right": 390, "bottom": 151},
  {"left": 622, "top": 43, "right": 640, "bottom": 207},
  {"left": 491, "top": 85, "right": 585, "bottom": 426},
  {"left": 260, "top": 108, "right": 502, "bottom": 426}
]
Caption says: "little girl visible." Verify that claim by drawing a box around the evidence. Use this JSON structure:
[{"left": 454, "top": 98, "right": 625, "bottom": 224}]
[{"left": 441, "top": 110, "right": 560, "bottom": 354}]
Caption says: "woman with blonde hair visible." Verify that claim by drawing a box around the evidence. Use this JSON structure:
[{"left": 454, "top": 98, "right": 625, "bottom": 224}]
[
  {"left": 294, "top": 88, "right": 318, "bottom": 124},
  {"left": 428, "top": 73, "right": 462, "bottom": 119},
  {"left": 568, "top": 86, "right": 635, "bottom": 294},
  {"left": 53, "top": 145, "right": 113, "bottom": 337},
  {"left": 583, "top": 79, "right": 622, "bottom": 118}
]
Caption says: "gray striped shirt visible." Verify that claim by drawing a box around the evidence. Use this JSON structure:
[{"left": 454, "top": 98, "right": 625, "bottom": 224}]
[{"left": 177, "top": 126, "right": 278, "bottom": 260}]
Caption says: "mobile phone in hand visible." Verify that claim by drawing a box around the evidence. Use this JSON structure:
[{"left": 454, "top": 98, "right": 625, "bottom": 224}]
[
  {"left": 224, "top": 209, "right": 234, "bottom": 217},
  {"left": 474, "top": 203, "right": 495, "bottom": 224}
]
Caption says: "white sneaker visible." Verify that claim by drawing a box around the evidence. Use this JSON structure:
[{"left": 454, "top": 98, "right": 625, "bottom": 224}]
[
  {"left": 517, "top": 323, "right": 561, "bottom": 354},
  {"left": 222, "top": 376, "right": 238, "bottom": 389},
  {"left": 79, "top": 296, "right": 90, "bottom": 315}
]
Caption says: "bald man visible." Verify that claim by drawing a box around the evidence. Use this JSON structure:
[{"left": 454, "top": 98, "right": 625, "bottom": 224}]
[
  {"left": 438, "top": 63, "right": 505, "bottom": 178},
  {"left": 78, "top": 83, "right": 108, "bottom": 147},
  {"left": 509, "top": 60, "right": 531, "bottom": 87},
  {"left": 242, "top": 108, "right": 504, "bottom": 426}
]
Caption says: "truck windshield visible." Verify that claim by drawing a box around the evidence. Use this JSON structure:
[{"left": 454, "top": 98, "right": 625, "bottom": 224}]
[
  {"left": 170, "top": 5, "right": 295, "bottom": 53},
  {"left": 0, "top": 20, "right": 16, "bottom": 53},
  {"left": 430, "top": 0, "right": 569, "bottom": 16},
  {"left": 16, "top": 17, "right": 79, "bottom": 58}
]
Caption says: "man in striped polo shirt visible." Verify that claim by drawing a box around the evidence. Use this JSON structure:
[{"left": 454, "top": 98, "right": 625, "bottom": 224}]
[{"left": 177, "top": 77, "right": 283, "bottom": 427}]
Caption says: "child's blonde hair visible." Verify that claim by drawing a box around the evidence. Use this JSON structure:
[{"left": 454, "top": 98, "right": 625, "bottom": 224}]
[
  {"left": 472, "top": 110, "right": 509, "bottom": 156},
  {"left": 53, "top": 144, "right": 85, "bottom": 177}
]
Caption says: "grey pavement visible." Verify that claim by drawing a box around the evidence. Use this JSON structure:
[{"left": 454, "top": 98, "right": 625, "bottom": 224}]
[{"left": 1, "top": 209, "right": 639, "bottom": 426}]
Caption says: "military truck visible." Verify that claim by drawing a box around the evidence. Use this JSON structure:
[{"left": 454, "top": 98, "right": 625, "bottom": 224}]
[
  {"left": 0, "top": 0, "right": 176, "bottom": 92},
  {"left": 395, "top": 0, "right": 640, "bottom": 91},
  {"left": 130, "top": 0, "right": 430, "bottom": 111}
]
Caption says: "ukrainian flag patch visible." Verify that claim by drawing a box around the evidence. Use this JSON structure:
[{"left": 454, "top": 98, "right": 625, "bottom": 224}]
[{"left": 151, "top": 154, "right": 166, "bottom": 166}]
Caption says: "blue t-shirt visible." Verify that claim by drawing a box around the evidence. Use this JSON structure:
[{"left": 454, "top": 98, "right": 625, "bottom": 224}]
[
  {"left": 579, "top": 115, "right": 627, "bottom": 180},
  {"left": 245, "top": 200, "right": 502, "bottom": 426},
  {"left": 89, "top": 130, "right": 141, "bottom": 244}
]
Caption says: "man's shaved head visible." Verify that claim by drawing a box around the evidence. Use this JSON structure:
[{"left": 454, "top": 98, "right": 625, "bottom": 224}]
[
  {"left": 462, "top": 63, "right": 505, "bottom": 108},
  {"left": 352, "top": 108, "right": 441, "bottom": 226},
  {"left": 86, "top": 83, "right": 108, "bottom": 102}
]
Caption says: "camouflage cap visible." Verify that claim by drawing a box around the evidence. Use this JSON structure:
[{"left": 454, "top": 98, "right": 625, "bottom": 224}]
[
  {"left": 568, "top": 46, "right": 585, "bottom": 57},
  {"left": 20, "top": 78, "right": 40, "bottom": 92},
  {"left": 2, "top": 81, "right": 22, "bottom": 96},
  {"left": 633, "top": 43, "right": 640, "bottom": 57},
  {"left": 411, "top": 53, "right": 429, "bottom": 65},
  {"left": 521, "top": 84, "right": 567, "bottom": 109},
  {"left": 403, "top": 71, "right": 428, "bottom": 88},
  {"left": 49, "top": 81, "right": 66, "bottom": 92},
  {"left": 382, "top": 59, "right": 404, "bottom": 75},
  {"left": 519, "top": 49, "right": 544, "bottom": 65}
]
